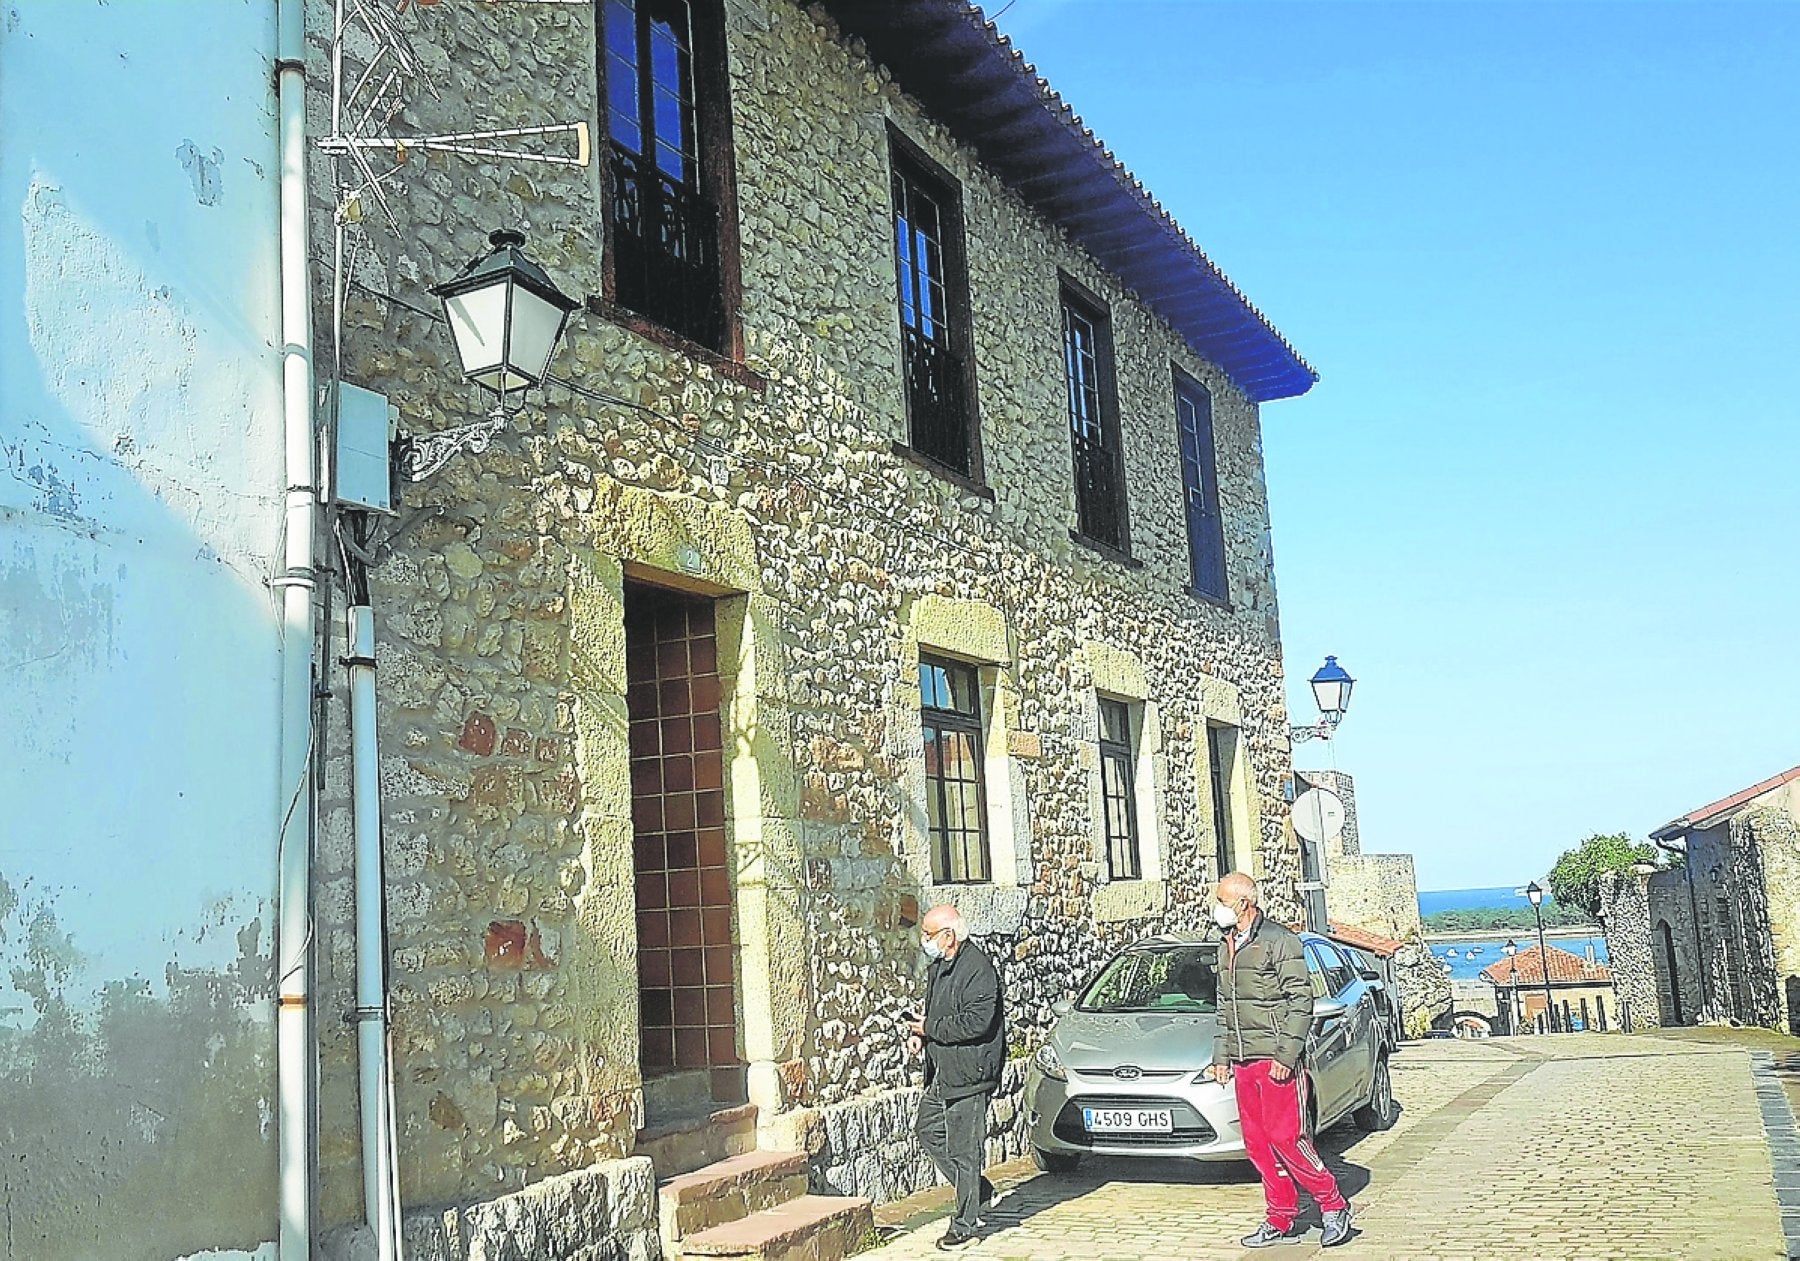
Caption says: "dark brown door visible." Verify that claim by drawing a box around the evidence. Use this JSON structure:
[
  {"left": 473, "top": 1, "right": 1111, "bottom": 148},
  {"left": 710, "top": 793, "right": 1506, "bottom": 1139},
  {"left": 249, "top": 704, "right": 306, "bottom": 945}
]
[{"left": 625, "top": 583, "right": 737, "bottom": 1083}]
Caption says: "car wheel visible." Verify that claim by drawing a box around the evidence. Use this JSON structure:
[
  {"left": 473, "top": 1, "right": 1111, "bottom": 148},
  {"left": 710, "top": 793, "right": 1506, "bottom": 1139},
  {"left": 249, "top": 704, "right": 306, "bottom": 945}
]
[
  {"left": 1031, "top": 1145, "right": 1081, "bottom": 1173},
  {"left": 1353, "top": 1054, "right": 1398, "bottom": 1132}
]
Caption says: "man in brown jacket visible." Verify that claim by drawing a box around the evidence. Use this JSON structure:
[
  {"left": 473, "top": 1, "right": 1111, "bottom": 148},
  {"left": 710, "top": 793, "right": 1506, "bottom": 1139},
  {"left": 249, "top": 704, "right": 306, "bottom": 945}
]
[{"left": 1208, "top": 872, "right": 1354, "bottom": 1248}]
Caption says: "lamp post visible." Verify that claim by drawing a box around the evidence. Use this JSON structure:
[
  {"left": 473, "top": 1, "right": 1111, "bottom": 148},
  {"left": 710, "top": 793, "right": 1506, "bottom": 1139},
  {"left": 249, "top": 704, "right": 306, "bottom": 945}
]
[
  {"left": 1501, "top": 939, "right": 1521, "bottom": 1034},
  {"left": 1290, "top": 655, "right": 1355, "bottom": 744},
  {"left": 1525, "top": 882, "right": 1556, "bottom": 1033}
]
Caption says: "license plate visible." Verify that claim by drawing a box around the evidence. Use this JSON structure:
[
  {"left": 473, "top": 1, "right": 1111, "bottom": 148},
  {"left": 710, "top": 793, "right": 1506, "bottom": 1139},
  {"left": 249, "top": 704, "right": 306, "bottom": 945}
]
[{"left": 1082, "top": 1107, "right": 1173, "bottom": 1133}]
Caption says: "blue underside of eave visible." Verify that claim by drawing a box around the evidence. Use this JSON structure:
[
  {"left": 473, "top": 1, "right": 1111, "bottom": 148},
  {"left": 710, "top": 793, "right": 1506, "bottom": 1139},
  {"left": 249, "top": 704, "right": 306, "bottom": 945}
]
[{"left": 820, "top": 0, "right": 1317, "bottom": 404}]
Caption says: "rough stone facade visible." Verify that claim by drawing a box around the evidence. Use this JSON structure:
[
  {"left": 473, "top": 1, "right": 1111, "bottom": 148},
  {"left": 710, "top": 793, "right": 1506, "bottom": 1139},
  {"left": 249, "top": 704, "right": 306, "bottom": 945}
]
[
  {"left": 1602, "top": 777, "right": 1800, "bottom": 1033},
  {"left": 305, "top": 0, "right": 1307, "bottom": 1234},
  {"left": 1598, "top": 867, "right": 1662, "bottom": 1031}
]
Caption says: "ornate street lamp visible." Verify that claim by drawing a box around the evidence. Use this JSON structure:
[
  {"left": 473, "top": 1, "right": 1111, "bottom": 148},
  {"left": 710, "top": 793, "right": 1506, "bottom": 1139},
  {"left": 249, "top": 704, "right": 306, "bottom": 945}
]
[
  {"left": 433, "top": 228, "right": 578, "bottom": 399},
  {"left": 1501, "top": 939, "right": 1521, "bottom": 1034},
  {"left": 1291, "top": 655, "right": 1355, "bottom": 743},
  {"left": 1525, "top": 881, "right": 1557, "bottom": 1032},
  {"left": 397, "top": 229, "right": 579, "bottom": 482}
]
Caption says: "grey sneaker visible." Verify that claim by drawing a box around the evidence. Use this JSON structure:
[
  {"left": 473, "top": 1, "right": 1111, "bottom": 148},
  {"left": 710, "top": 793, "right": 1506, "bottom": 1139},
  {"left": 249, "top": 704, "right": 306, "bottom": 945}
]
[
  {"left": 1240, "top": 1222, "right": 1303, "bottom": 1248},
  {"left": 1321, "top": 1204, "right": 1355, "bottom": 1247}
]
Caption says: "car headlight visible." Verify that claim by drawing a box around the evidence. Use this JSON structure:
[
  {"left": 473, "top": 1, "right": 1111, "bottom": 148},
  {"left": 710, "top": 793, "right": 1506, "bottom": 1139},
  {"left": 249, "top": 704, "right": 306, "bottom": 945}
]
[{"left": 1033, "top": 1041, "right": 1066, "bottom": 1081}]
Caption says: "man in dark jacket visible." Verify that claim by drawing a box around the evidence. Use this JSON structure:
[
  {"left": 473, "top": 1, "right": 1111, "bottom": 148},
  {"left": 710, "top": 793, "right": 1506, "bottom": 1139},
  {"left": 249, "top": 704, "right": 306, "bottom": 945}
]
[
  {"left": 907, "top": 904, "right": 1005, "bottom": 1250},
  {"left": 1208, "top": 873, "right": 1355, "bottom": 1248}
]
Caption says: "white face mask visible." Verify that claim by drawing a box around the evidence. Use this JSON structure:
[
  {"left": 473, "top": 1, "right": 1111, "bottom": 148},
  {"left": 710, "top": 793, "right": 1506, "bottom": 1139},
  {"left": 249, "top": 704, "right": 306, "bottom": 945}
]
[
  {"left": 1211, "top": 901, "right": 1240, "bottom": 930},
  {"left": 922, "top": 933, "right": 947, "bottom": 960}
]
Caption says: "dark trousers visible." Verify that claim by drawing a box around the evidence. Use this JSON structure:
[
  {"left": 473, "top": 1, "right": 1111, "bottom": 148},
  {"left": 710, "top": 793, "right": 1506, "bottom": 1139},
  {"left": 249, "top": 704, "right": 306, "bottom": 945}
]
[{"left": 915, "top": 1084, "right": 991, "bottom": 1231}]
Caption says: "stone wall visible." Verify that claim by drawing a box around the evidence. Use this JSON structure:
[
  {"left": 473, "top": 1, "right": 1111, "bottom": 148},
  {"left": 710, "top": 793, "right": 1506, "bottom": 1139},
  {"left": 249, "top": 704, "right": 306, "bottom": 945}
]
[
  {"left": 321, "top": 1156, "right": 658, "bottom": 1261},
  {"left": 1598, "top": 868, "right": 1662, "bottom": 1031},
  {"left": 1393, "top": 935, "right": 1453, "bottom": 1038},
  {"left": 305, "top": 0, "right": 1303, "bottom": 1226},
  {"left": 1329, "top": 853, "right": 1423, "bottom": 943},
  {"left": 1735, "top": 798, "right": 1800, "bottom": 1032}
]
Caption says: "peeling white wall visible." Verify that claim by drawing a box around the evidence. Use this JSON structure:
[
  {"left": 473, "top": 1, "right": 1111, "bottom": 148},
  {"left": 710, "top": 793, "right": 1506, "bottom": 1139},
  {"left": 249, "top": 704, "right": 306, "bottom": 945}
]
[{"left": 0, "top": 2, "right": 285, "bottom": 1256}]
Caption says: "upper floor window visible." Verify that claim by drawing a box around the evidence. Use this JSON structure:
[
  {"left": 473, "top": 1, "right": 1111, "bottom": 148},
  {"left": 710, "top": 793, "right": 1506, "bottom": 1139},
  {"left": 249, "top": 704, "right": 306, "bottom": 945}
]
[
  {"left": 1175, "top": 373, "right": 1227, "bottom": 600},
  {"left": 1098, "top": 698, "right": 1142, "bottom": 881},
  {"left": 890, "top": 133, "right": 980, "bottom": 477},
  {"left": 600, "top": 0, "right": 739, "bottom": 353},
  {"left": 920, "top": 656, "right": 990, "bottom": 884},
  {"left": 1061, "top": 283, "right": 1129, "bottom": 552}
]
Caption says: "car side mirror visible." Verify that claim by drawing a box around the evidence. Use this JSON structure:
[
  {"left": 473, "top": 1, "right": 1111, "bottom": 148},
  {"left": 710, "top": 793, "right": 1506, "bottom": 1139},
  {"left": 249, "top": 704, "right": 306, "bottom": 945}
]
[
  {"left": 1051, "top": 998, "right": 1073, "bottom": 1017},
  {"left": 1312, "top": 997, "right": 1347, "bottom": 1021},
  {"left": 1358, "top": 967, "right": 1381, "bottom": 982}
]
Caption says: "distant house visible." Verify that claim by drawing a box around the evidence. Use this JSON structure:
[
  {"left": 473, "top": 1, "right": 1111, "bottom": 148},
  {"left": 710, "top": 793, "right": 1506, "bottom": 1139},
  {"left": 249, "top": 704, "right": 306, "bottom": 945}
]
[
  {"left": 1604, "top": 766, "right": 1800, "bottom": 1032},
  {"left": 1481, "top": 943, "right": 1615, "bottom": 1035}
]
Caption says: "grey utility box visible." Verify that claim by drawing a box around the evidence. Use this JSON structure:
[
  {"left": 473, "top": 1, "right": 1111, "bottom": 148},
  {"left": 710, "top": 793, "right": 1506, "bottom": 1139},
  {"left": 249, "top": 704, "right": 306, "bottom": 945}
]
[{"left": 333, "top": 382, "right": 395, "bottom": 513}]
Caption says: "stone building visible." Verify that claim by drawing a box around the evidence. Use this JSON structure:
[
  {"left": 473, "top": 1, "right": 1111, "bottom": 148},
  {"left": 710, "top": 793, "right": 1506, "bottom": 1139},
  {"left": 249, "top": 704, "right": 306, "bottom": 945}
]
[
  {"left": 305, "top": 0, "right": 1317, "bottom": 1255},
  {"left": 1296, "top": 770, "right": 1448, "bottom": 1037},
  {"left": 1608, "top": 767, "right": 1800, "bottom": 1033}
]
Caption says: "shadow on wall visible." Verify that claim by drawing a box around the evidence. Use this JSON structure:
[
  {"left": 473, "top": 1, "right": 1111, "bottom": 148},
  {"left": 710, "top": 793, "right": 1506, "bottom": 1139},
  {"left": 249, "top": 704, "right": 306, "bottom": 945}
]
[{"left": 0, "top": 873, "right": 276, "bottom": 1260}]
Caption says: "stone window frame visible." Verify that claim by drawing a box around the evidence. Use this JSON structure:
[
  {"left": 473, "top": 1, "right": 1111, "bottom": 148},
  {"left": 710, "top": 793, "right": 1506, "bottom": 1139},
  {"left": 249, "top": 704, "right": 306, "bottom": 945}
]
[
  {"left": 1196, "top": 674, "right": 1259, "bottom": 885},
  {"left": 894, "top": 595, "right": 1030, "bottom": 934},
  {"left": 887, "top": 124, "right": 986, "bottom": 488},
  {"left": 918, "top": 653, "right": 992, "bottom": 885},
  {"left": 593, "top": 0, "right": 748, "bottom": 362},
  {"left": 1083, "top": 642, "right": 1169, "bottom": 924}
]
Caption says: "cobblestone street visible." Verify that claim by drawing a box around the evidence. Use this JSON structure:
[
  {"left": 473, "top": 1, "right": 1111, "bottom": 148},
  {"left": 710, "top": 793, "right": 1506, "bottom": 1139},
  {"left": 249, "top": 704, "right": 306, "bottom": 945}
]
[{"left": 867, "top": 1035, "right": 1795, "bottom": 1260}]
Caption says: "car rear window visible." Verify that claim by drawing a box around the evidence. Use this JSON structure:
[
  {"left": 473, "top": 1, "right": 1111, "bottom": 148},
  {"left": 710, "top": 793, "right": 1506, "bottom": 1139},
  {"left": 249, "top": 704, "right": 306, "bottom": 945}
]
[{"left": 1076, "top": 945, "right": 1218, "bottom": 1013}]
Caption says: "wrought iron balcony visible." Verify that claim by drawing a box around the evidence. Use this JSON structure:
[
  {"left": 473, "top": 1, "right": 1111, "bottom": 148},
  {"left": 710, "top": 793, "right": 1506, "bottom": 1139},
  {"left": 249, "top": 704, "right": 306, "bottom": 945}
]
[
  {"left": 901, "top": 324, "right": 970, "bottom": 473},
  {"left": 609, "top": 148, "right": 724, "bottom": 351}
]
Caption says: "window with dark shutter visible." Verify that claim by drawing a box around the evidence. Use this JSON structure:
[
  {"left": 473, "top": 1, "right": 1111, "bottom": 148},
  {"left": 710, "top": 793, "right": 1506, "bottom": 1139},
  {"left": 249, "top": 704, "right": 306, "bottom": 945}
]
[
  {"left": 1175, "top": 372, "right": 1227, "bottom": 601},
  {"left": 920, "top": 656, "right": 990, "bottom": 884},
  {"left": 1099, "top": 698, "right": 1142, "bottom": 881},
  {"left": 1207, "top": 723, "right": 1235, "bottom": 878},
  {"left": 1061, "top": 284, "right": 1128, "bottom": 552},
  {"left": 599, "top": 0, "right": 738, "bottom": 352},
  {"left": 889, "top": 134, "right": 980, "bottom": 477}
]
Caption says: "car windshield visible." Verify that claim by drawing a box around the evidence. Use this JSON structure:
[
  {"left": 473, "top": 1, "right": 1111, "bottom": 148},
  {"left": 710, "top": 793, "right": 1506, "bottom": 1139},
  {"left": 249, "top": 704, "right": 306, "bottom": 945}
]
[{"left": 1076, "top": 945, "right": 1218, "bottom": 1013}]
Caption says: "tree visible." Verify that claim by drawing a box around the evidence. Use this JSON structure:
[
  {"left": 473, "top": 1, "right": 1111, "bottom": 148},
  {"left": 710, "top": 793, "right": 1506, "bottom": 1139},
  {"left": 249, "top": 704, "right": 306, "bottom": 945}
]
[{"left": 1547, "top": 832, "right": 1658, "bottom": 920}]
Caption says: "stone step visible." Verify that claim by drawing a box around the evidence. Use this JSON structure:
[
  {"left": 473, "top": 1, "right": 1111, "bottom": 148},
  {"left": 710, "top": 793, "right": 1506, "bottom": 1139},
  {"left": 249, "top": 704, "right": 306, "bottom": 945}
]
[
  {"left": 679, "top": 1194, "right": 874, "bottom": 1261},
  {"left": 637, "top": 1102, "right": 759, "bottom": 1179},
  {"left": 659, "top": 1149, "right": 809, "bottom": 1243}
]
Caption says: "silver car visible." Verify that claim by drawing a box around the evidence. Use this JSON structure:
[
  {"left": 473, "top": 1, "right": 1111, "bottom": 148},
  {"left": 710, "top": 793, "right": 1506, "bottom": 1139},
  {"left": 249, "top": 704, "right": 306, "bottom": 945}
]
[{"left": 1023, "top": 931, "right": 1397, "bottom": 1170}]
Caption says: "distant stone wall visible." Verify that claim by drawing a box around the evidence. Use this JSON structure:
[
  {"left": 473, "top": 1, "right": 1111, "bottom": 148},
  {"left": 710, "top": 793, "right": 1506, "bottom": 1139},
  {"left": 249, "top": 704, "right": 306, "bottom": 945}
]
[
  {"left": 1329, "top": 853, "right": 1423, "bottom": 942},
  {"left": 1599, "top": 868, "right": 1661, "bottom": 1031},
  {"left": 1394, "top": 935, "right": 1452, "bottom": 1037}
]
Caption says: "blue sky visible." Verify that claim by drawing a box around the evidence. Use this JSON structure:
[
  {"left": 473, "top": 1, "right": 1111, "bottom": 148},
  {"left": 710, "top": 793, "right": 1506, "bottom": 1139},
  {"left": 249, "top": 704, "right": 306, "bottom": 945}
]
[{"left": 991, "top": 1, "right": 1800, "bottom": 890}]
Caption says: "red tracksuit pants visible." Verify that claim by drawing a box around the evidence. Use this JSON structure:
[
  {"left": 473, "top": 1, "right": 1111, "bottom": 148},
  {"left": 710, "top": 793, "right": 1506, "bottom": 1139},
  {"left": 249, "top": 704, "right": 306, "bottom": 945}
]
[{"left": 1232, "top": 1058, "right": 1346, "bottom": 1230}]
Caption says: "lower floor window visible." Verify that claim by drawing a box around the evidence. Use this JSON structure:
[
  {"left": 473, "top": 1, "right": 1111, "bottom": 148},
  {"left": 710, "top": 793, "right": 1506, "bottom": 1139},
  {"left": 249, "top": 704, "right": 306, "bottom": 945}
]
[
  {"left": 1099, "top": 698, "right": 1141, "bottom": 880},
  {"left": 921, "top": 655, "right": 990, "bottom": 883}
]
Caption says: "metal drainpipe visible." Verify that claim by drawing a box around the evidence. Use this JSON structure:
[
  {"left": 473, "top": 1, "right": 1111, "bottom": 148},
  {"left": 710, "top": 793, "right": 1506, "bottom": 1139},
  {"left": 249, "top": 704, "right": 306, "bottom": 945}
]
[
  {"left": 1655, "top": 834, "right": 1712, "bottom": 1022},
  {"left": 346, "top": 549, "right": 403, "bottom": 1257},
  {"left": 274, "top": 0, "right": 318, "bottom": 1253}
]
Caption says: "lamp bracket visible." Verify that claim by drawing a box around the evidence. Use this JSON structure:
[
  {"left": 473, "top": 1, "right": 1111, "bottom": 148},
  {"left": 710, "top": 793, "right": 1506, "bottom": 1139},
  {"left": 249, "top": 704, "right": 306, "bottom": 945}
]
[
  {"left": 394, "top": 414, "right": 508, "bottom": 482},
  {"left": 1288, "top": 717, "right": 1341, "bottom": 744}
]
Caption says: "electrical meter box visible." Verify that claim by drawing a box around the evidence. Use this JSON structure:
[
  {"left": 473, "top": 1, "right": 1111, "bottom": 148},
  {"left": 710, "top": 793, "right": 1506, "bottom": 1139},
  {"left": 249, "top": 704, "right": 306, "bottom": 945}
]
[{"left": 333, "top": 383, "right": 396, "bottom": 513}]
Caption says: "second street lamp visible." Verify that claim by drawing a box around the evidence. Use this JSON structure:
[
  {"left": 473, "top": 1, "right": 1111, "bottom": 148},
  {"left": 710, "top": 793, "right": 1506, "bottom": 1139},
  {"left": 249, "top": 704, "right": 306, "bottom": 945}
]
[
  {"left": 1525, "top": 881, "right": 1557, "bottom": 1032},
  {"left": 433, "top": 228, "right": 579, "bottom": 400}
]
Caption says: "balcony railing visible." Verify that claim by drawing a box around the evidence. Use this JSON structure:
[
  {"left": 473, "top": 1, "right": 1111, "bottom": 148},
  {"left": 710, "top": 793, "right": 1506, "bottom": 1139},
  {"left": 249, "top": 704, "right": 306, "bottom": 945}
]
[
  {"left": 1072, "top": 430, "right": 1126, "bottom": 550},
  {"left": 901, "top": 324, "right": 970, "bottom": 473},
  {"left": 609, "top": 148, "right": 724, "bottom": 351}
]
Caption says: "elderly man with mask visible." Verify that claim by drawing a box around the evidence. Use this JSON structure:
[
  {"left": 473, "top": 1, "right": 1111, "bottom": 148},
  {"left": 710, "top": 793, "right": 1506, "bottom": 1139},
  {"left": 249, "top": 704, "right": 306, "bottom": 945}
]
[
  {"left": 906, "top": 904, "right": 1005, "bottom": 1250},
  {"left": 1209, "top": 872, "right": 1355, "bottom": 1248}
]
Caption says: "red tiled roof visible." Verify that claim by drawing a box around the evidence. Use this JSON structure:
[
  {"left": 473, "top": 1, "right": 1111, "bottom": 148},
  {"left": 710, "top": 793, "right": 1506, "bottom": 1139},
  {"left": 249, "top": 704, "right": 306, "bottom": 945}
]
[
  {"left": 1652, "top": 765, "right": 1800, "bottom": 839},
  {"left": 1479, "top": 943, "right": 1611, "bottom": 988},
  {"left": 1326, "top": 921, "right": 1403, "bottom": 958}
]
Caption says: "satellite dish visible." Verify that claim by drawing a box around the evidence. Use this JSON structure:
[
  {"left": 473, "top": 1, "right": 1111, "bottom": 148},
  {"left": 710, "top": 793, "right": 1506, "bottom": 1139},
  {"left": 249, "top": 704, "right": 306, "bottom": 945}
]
[{"left": 1293, "top": 788, "right": 1345, "bottom": 844}]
